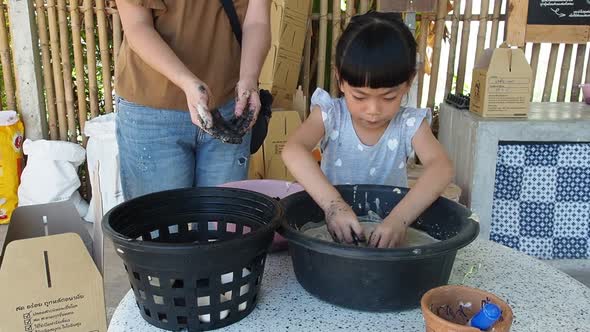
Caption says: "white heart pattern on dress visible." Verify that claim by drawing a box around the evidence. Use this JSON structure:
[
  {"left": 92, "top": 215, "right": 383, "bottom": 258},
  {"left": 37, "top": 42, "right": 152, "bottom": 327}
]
[
  {"left": 330, "top": 130, "right": 339, "bottom": 141},
  {"left": 406, "top": 117, "right": 416, "bottom": 127},
  {"left": 335, "top": 159, "right": 343, "bottom": 167},
  {"left": 399, "top": 161, "right": 405, "bottom": 169},
  {"left": 321, "top": 111, "right": 328, "bottom": 121},
  {"left": 369, "top": 168, "right": 376, "bottom": 176},
  {"left": 357, "top": 144, "right": 364, "bottom": 151},
  {"left": 387, "top": 139, "right": 399, "bottom": 151}
]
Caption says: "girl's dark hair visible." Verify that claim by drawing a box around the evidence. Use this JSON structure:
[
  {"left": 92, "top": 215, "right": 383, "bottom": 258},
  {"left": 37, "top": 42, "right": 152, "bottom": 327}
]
[{"left": 336, "top": 11, "right": 417, "bottom": 88}]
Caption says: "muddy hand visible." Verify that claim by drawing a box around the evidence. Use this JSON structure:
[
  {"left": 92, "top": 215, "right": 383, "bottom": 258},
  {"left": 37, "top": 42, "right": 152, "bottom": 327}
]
[
  {"left": 185, "top": 81, "right": 213, "bottom": 130},
  {"left": 324, "top": 199, "right": 365, "bottom": 244},
  {"left": 235, "top": 81, "right": 261, "bottom": 131}
]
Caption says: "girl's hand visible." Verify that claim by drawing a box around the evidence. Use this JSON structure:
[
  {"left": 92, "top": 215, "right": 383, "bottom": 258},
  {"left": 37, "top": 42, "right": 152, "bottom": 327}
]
[
  {"left": 369, "top": 216, "right": 408, "bottom": 248},
  {"left": 183, "top": 79, "right": 214, "bottom": 130},
  {"left": 324, "top": 199, "right": 365, "bottom": 244}
]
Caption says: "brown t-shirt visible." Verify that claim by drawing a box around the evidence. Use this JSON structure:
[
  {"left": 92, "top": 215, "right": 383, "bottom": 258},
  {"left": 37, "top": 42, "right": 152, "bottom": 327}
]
[{"left": 115, "top": 0, "right": 249, "bottom": 111}]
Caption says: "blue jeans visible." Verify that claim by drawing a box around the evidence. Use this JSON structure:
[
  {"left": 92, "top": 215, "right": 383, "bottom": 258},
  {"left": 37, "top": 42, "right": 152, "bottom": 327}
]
[{"left": 116, "top": 96, "right": 251, "bottom": 200}]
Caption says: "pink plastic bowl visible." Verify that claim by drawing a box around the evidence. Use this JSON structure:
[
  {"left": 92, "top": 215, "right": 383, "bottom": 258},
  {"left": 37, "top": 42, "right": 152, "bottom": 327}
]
[{"left": 219, "top": 180, "right": 304, "bottom": 251}]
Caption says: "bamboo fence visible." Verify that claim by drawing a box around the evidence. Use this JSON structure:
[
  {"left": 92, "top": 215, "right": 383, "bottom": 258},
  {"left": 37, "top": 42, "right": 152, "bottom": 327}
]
[{"left": 0, "top": 0, "right": 588, "bottom": 145}]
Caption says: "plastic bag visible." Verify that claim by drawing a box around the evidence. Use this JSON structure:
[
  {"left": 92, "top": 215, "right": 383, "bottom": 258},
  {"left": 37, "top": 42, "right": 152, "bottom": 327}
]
[
  {"left": 0, "top": 111, "right": 24, "bottom": 223},
  {"left": 18, "top": 139, "right": 89, "bottom": 217},
  {"left": 83, "top": 113, "right": 124, "bottom": 222}
]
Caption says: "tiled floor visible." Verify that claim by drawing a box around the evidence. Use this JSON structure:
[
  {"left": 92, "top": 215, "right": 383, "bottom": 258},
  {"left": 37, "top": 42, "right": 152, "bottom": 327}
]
[{"left": 1, "top": 224, "right": 589, "bottom": 325}]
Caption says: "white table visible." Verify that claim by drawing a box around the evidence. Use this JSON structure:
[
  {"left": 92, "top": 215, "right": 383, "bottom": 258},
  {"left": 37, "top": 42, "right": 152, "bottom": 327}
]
[{"left": 108, "top": 239, "right": 590, "bottom": 331}]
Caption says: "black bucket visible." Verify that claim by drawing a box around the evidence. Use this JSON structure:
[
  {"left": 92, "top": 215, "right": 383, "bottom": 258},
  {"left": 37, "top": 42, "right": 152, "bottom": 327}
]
[
  {"left": 103, "top": 187, "right": 282, "bottom": 331},
  {"left": 279, "top": 185, "right": 479, "bottom": 312}
]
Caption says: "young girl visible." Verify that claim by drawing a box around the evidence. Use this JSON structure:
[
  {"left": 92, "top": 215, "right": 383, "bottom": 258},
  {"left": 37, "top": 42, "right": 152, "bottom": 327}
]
[{"left": 282, "top": 12, "right": 453, "bottom": 248}]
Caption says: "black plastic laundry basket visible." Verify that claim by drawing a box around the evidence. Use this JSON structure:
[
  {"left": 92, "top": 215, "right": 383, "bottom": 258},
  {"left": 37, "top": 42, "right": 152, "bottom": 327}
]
[{"left": 103, "top": 187, "right": 282, "bottom": 331}]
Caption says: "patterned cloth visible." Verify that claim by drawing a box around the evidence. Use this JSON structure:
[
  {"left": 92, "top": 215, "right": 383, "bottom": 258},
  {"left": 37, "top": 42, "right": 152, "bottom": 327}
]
[{"left": 490, "top": 142, "right": 590, "bottom": 259}]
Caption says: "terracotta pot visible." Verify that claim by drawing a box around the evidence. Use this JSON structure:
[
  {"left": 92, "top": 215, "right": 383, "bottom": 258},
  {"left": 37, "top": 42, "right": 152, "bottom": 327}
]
[{"left": 420, "top": 285, "right": 513, "bottom": 332}]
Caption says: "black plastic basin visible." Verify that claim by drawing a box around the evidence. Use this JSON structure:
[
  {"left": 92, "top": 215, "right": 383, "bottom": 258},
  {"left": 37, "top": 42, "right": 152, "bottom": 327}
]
[{"left": 279, "top": 185, "right": 479, "bottom": 312}]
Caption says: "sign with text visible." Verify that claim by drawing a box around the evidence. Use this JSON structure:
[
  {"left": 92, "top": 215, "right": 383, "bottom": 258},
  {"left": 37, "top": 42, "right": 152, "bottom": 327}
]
[
  {"left": 528, "top": 0, "right": 590, "bottom": 25},
  {"left": 507, "top": 0, "right": 590, "bottom": 45}
]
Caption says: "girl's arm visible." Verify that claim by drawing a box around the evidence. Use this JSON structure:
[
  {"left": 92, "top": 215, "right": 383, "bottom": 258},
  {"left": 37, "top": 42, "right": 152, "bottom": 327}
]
[
  {"left": 282, "top": 107, "right": 364, "bottom": 243},
  {"left": 117, "top": 0, "right": 211, "bottom": 127},
  {"left": 369, "top": 121, "right": 454, "bottom": 248},
  {"left": 235, "top": 0, "right": 271, "bottom": 119}
]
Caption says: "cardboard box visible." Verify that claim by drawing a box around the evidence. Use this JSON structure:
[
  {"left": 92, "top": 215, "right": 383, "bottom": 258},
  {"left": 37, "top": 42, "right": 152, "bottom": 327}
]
[
  {"left": 264, "top": 110, "right": 302, "bottom": 181},
  {"left": 247, "top": 110, "right": 302, "bottom": 180},
  {"left": 258, "top": 0, "right": 311, "bottom": 101},
  {"left": 469, "top": 46, "right": 532, "bottom": 118},
  {"left": 0, "top": 202, "right": 107, "bottom": 332}
]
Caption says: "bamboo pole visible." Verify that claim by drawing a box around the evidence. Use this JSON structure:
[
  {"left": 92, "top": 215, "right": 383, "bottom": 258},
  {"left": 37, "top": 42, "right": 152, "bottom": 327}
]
[
  {"left": 35, "top": 0, "right": 58, "bottom": 139},
  {"left": 57, "top": 0, "right": 77, "bottom": 142},
  {"left": 113, "top": 11, "right": 122, "bottom": 76},
  {"left": 346, "top": 0, "right": 355, "bottom": 25},
  {"left": 69, "top": 0, "right": 88, "bottom": 144},
  {"left": 317, "top": 0, "right": 328, "bottom": 89},
  {"left": 416, "top": 15, "right": 429, "bottom": 107},
  {"left": 0, "top": 2, "right": 15, "bottom": 111},
  {"left": 489, "top": 0, "right": 502, "bottom": 48},
  {"left": 542, "top": 43, "right": 560, "bottom": 102},
  {"left": 303, "top": 5, "right": 312, "bottom": 117},
  {"left": 529, "top": 43, "right": 541, "bottom": 100},
  {"left": 556, "top": 44, "right": 573, "bottom": 102},
  {"left": 456, "top": 0, "right": 473, "bottom": 94},
  {"left": 475, "top": 0, "right": 490, "bottom": 62},
  {"left": 330, "top": 0, "right": 342, "bottom": 95},
  {"left": 427, "top": 0, "right": 449, "bottom": 108},
  {"left": 96, "top": 0, "right": 113, "bottom": 113},
  {"left": 571, "top": 44, "right": 586, "bottom": 102},
  {"left": 47, "top": 0, "right": 68, "bottom": 140},
  {"left": 83, "top": 0, "right": 99, "bottom": 118},
  {"left": 445, "top": 0, "right": 462, "bottom": 95},
  {"left": 360, "top": 0, "right": 369, "bottom": 14}
]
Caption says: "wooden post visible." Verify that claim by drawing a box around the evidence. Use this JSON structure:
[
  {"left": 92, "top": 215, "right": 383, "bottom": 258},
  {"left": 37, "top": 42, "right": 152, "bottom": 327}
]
[
  {"left": 113, "top": 11, "right": 122, "bottom": 77},
  {"left": 0, "top": 2, "right": 15, "bottom": 111},
  {"left": 70, "top": 0, "right": 88, "bottom": 144},
  {"left": 34, "top": 0, "right": 58, "bottom": 140},
  {"left": 456, "top": 0, "right": 473, "bottom": 94},
  {"left": 571, "top": 44, "right": 586, "bottom": 102},
  {"left": 47, "top": 0, "right": 68, "bottom": 140},
  {"left": 416, "top": 15, "right": 429, "bottom": 107},
  {"left": 83, "top": 0, "right": 99, "bottom": 118},
  {"left": 96, "top": 0, "right": 113, "bottom": 113},
  {"left": 489, "top": 0, "right": 502, "bottom": 48},
  {"left": 556, "top": 44, "right": 573, "bottom": 102},
  {"left": 57, "top": 0, "right": 77, "bottom": 142},
  {"left": 475, "top": 0, "right": 490, "bottom": 63},
  {"left": 317, "top": 0, "right": 328, "bottom": 89},
  {"left": 529, "top": 43, "right": 541, "bottom": 100},
  {"left": 506, "top": 0, "right": 527, "bottom": 46},
  {"left": 303, "top": 0, "right": 313, "bottom": 117},
  {"left": 346, "top": 0, "right": 355, "bottom": 25},
  {"left": 445, "top": 0, "right": 462, "bottom": 95},
  {"left": 7, "top": 0, "right": 48, "bottom": 139},
  {"left": 360, "top": 0, "right": 369, "bottom": 14},
  {"left": 542, "top": 43, "right": 560, "bottom": 102},
  {"left": 427, "top": 0, "right": 448, "bottom": 109},
  {"left": 330, "top": 0, "right": 341, "bottom": 95}
]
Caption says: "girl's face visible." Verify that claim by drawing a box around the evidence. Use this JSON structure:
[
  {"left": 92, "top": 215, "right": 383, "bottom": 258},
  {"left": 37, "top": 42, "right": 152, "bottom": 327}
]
[{"left": 340, "top": 80, "right": 411, "bottom": 130}]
